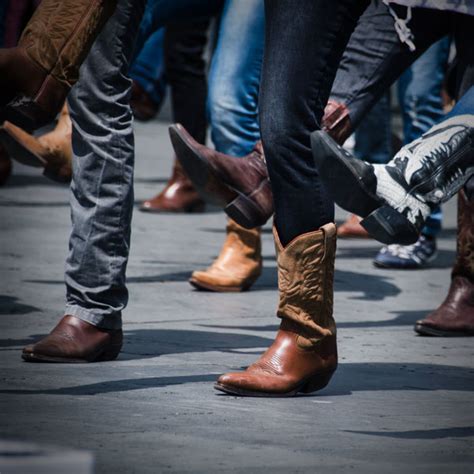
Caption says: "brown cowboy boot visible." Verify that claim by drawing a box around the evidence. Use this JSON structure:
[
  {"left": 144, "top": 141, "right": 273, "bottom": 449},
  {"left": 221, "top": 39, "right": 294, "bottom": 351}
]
[
  {"left": 0, "top": 145, "right": 12, "bottom": 185},
  {"left": 170, "top": 101, "right": 352, "bottom": 229},
  {"left": 140, "top": 159, "right": 205, "bottom": 213},
  {"left": 0, "top": 0, "right": 117, "bottom": 130},
  {"left": 190, "top": 219, "right": 262, "bottom": 292},
  {"left": 215, "top": 223, "right": 338, "bottom": 396},
  {"left": 415, "top": 190, "right": 474, "bottom": 336},
  {"left": 169, "top": 124, "right": 273, "bottom": 228},
  {"left": 22, "top": 315, "right": 123, "bottom": 363},
  {"left": 0, "top": 104, "right": 72, "bottom": 183}
]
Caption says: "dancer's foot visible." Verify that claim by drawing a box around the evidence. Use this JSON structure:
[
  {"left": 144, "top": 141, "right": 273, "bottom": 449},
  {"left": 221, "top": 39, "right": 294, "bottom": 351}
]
[
  {"left": 312, "top": 116, "right": 474, "bottom": 245},
  {"left": 22, "top": 315, "right": 123, "bottom": 363}
]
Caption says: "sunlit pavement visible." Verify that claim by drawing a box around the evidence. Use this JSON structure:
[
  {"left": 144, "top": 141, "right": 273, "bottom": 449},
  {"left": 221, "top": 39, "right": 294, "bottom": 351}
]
[{"left": 0, "top": 119, "right": 473, "bottom": 473}]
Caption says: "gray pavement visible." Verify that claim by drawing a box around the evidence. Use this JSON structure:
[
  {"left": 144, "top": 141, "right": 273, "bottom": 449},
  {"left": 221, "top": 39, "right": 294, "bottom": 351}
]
[{"left": 0, "top": 119, "right": 473, "bottom": 474}]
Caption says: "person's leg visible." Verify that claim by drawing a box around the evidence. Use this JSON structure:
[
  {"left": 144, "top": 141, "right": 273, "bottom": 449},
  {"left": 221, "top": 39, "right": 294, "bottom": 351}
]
[
  {"left": 22, "top": 0, "right": 146, "bottom": 362},
  {"left": 215, "top": 0, "right": 370, "bottom": 397},
  {"left": 130, "top": 27, "right": 167, "bottom": 120},
  {"left": 181, "top": 0, "right": 265, "bottom": 292},
  {"left": 140, "top": 18, "right": 210, "bottom": 214}
]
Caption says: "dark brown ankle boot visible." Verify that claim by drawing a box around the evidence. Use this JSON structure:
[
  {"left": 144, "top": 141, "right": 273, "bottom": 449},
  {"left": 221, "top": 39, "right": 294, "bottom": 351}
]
[
  {"left": 215, "top": 224, "right": 338, "bottom": 396},
  {"left": 0, "top": 0, "right": 117, "bottom": 130},
  {"left": 415, "top": 190, "right": 474, "bottom": 336},
  {"left": 140, "top": 159, "right": 205, "bottom": 213},
  {"left": 22, "top": 315, "right": 123, "bottom": 363}
]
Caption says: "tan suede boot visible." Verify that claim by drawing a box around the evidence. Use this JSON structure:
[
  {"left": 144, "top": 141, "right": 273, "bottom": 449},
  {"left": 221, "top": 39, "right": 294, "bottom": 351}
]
[
  {"left": 0, "top": 104, "right": 72, "bottom": 183},
  {"left": 0, "top": 0, "right": 117, "bottom": 130},
  {"left": 415, "top": 190, "right": 474, "bottom": 336},
  {"left": 190, "top": 219, "right": 262, "bottom": 292},
  {"left": 215, "top": 223, "right": 338, "bottom": 396}
]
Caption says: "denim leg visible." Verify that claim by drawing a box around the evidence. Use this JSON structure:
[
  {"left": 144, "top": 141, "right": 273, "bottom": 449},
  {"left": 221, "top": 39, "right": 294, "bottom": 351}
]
[
  {"left": 330, "top": 1, "right": 448, "bottom": 131},
  {"left": 130, "top": 27, "right": 167, "bottom": 107},
  {"left": 64, "top": 0, "right": 146, "bottom": 330},
  {"left": 398, "top": 37, "right": 450, "bottom": 144},
  {"left": 208, "top": 0, "right": 264, "bottom": 156},
  {"left": 353, "top": 92, "right": 392, "bottom": 164},
  {"left": 260, "top": 0, "right": 369, "bottom": 245},
  {"left": 134, "top": 0, "right": 223, "bottom": 60}
]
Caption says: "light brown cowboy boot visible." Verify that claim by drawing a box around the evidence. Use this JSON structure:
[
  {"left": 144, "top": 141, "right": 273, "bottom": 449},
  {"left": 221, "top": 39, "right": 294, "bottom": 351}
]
[
  {"left": 0, "top": 0, "right": 117, "bottom": 130},
  {"left": 190, "top": 219, "right": 262, "bottom": 292},
  {"left": 0, "top": 104, "right": 72, "bottom": 183},
  {"left": 215, "top": 223, "right": 338, "bottom": 396},
  {"left": 140, "top": 159, "right": 205, "bottom": 213},
  {"left": 415, "top": 190, "right": 474, "bottom": 336}
]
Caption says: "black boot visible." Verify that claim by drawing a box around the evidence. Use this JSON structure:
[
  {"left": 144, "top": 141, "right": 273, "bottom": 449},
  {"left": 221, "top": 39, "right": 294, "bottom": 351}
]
[{"left": 312, "top": 115, "right": 474, "bottom": 245}]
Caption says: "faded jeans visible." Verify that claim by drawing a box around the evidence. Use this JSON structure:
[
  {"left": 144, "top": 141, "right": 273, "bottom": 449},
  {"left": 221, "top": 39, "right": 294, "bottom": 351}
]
[
  {"left": 65, "top": 0, "right": 146, "bottom": 330},
  {"left": 208, "top": 0, "right": 264, "bottom": 156}
]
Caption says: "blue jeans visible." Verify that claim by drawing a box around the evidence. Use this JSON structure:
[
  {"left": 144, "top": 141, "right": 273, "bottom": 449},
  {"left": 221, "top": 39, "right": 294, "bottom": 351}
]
[
  {"left": 208, "top": 0, "right": 264, "bottom": 156},
  {"left": 129, "top": 26, "right": 166, "bottom": 107},
  {"left": 65, "top": 0, "right": 146, "bottom": 330},
  {"left": 353, "top": 92, "right": 391, "bottom": 164}
]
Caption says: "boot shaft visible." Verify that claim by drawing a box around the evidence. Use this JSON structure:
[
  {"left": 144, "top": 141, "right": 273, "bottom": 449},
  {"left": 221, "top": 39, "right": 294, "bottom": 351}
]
[
  {"left": 453, "top": 190, "right": 474, "bottom": 281},
  {"left": 19, "top": 0, "right": 117, "bottom": 88},
  {"left": 274, "top": 223, "right": 337, "bottom": 342}
]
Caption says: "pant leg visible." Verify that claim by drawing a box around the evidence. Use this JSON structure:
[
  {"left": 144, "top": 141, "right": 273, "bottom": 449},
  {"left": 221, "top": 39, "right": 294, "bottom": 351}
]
[
  {"left": 260, "top": 0, "right": 369, "bottom": 245},
  {"left": 165, "top": 19, "right": 210, "bottom": 144},
  {"left": 353, "top": 92, "right": 392, "bottom": 164},
  {"left": 208, "top": 0, "right": 264, "bottom": 156},
  {"left": 65, "top": 0, "right": 146, "bottom": 330},
  {"left": 130, "top": 26, "right": 167, "bottom": 107},
  {"left": 330, "top": 1, "right": 448, "bottom": 132}
]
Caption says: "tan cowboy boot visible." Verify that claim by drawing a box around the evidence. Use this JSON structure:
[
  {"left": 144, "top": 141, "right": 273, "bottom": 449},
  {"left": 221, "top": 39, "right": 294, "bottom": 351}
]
[
  {"left": 0, "top": 104, "right": 72, "bottom": 183},
  {"left": 0, "top": 0, "right": 117, "bottom": 130},
  {"left": 190, "top": 219, "right": 262, "bottom": 292},
  {"left": 215, "top": 223, "right": 338, "bottom": 396},
  {"left": 415, "top": 190, "right": 474, "bottom": 336},
  {"left": 140, "top": 159, "right": 205, "bottom": 213}
]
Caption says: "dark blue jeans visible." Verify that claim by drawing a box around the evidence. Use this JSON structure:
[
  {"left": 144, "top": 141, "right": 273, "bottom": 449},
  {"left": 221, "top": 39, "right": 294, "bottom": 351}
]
[{"left": 260, "top": 0, "right": 370, "bottom": 245}]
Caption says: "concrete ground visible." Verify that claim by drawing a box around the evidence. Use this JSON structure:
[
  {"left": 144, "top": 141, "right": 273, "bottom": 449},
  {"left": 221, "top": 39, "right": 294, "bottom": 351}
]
[{"left": 0, "top": 119, "right": 473, "bottom": 474}]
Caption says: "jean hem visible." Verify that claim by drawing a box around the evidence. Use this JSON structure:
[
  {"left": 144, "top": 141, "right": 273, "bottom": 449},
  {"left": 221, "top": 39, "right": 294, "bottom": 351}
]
[{"left": 65, "top": 305, "right": 122, "bottom": 330}]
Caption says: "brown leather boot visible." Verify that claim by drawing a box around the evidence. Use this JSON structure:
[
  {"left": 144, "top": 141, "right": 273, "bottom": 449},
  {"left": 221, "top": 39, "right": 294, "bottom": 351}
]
[
  {"left": 169, "top": 101, "right": 352, "bottom": 229},
  {"left": 0, "top": 144, "right": 12, "bottom": 185},
  {"left": 215, "top": 223, "right": 338, "bottom": 396},
  {"left": 22, "top": 315, "right": 123, "bottom": 363},
  {"left": 415, "top": 191, "right": 474, "bottom": 336},
  {"left": 0, "top": 0, "right": 117, "bottom": 130},
  {"left": 169, "top": 124, "right": 273, "bottom": 228},
  {"left": 190, "top": 219, "right": 262, "bottom": 292},
  {"left": 337, "top": 214, "right": 370, "bottom": 238},
  {"left": 140, "top": 159, "right": 205, "bottom": 213},
  {"left": 0, "top": 104, "right": 72, "bottom": 183}
]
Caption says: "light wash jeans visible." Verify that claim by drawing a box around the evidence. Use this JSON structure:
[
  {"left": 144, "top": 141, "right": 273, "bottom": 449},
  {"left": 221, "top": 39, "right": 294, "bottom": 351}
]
[
  {"left": 208, "top": 0, "right": 264, "bottom": 156},
  {"left": 65, "top": 0, "right": 146, "bottom": 330}
]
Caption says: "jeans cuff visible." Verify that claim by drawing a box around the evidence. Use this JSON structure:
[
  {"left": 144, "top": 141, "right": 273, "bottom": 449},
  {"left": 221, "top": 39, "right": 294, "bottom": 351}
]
[{"left": 65, "top": 304, "right": 122, "bottom": 330}]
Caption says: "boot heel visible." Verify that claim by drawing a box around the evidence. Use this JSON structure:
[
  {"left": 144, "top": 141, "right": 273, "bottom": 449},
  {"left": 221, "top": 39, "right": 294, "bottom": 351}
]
[
  {"left": 225, "top": 194, "right": 267, "bottom": 229},
  {"left": 361, "top": 205, "right": 420, "bottom": 245},
  {"left": 300, "top": 369, "right": 335, "bottom": 394}
]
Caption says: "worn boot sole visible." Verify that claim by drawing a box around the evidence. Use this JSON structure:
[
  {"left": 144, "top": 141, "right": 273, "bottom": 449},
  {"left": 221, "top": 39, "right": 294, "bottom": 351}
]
[
  {"left": 312, "top": 130, "right": 419, "bottom": 245},
  {"left": 170, "top": 125, "right": 270, "bottom": 229},
  {"left": 214, "top": 368, "right": 335, "bottom": 397},
  {"left": 21, "top": 343, "right": 122, "bottom": 363},
  {"left": 414, "top": 323, "right": 474, "bottom": 337}
]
